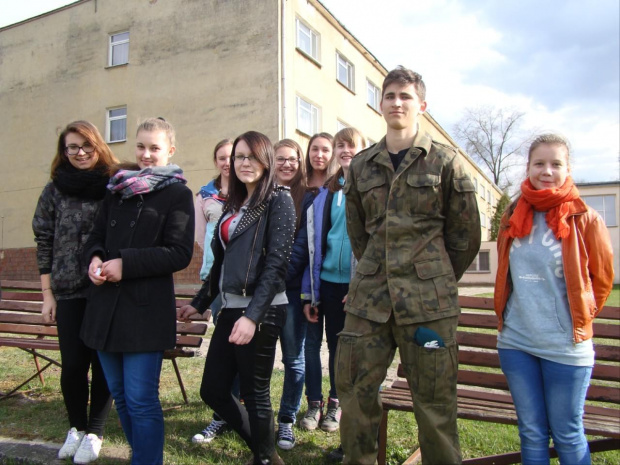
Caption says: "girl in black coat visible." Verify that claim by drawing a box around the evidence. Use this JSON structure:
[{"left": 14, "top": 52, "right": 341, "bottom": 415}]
[
  {"left": 82, "top": 118, "right": 194, "bottom": 465},
  {"left": 178, "top": 131, "right": 296, "bottom": 465}
]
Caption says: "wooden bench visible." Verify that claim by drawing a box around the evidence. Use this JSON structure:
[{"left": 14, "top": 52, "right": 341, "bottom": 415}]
[
  {"left": 378, "top": 295, "right": 620, "bottom": 465},
  {"left": 0, "top": 280, "right": 209, "bottom": 404}
]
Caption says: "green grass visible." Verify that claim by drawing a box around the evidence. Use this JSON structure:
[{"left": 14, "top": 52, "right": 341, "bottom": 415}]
[{"left": 1, "top": 346, "right": 619, "bottom": 464}]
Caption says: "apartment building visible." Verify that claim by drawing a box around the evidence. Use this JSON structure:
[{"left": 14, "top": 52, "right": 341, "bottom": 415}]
[{"left": 0, "top": 0, "right": 501, "bottom": 282}]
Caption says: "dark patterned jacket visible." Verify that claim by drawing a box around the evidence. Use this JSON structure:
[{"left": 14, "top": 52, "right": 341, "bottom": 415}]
[
  {"left": 344, "top": 131, "right": 481, "bottom": 325},
  {"left": 32, "top": 182, "right": 103, "bottom": 300}
]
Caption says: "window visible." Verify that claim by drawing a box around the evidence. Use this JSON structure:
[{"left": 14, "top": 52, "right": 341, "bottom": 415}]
[
  {"left": 473, "top": 177, "right": 478, "bottom": 191},
  {"left": 109, "top": 31, "right": 129, "bottom": 66},
  {"left": 336, "top": 53, "right": 354, "bottom": 91},
  {"left": 481, "top": 212, "right": 486, "bottom": 228},
  {"left": 296, "top": 96, "right": 319, "bottom": 136},
  {"left": 107, "top": 107, "right": 127, "bottom": 143},
  {"left": 479, "top": 183, "right": 485, "bottom": 197},
  {"left": 336, "top": 120, "right": 348, "bottom": 132},
  {"left": 487, "top": 189, "right": 491, "bottom": 203},
  {"left": 582, "top": 195, "right": 617, "bottom": 226},
  {"left": 367, "top": 80, "right": 381, "bottom": 112},
  {"left": 467, "top": 251, "right": 491, "bottom": 272},
  {"left": 296, "top": 19, "right": 319, "bottom": 61}
]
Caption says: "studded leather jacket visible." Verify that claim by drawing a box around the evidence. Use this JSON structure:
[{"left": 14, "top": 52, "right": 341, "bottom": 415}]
[{"left": 191, "top": 186, "right": 296, "bottom": 324}]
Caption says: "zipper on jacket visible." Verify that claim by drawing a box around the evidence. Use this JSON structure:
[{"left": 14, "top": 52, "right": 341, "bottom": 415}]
[{"left": 243, "top": 215, "right": 263, "bottom": 297}]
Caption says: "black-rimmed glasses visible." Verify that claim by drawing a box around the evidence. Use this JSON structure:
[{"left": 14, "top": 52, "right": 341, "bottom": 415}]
[
  {"left": 275, "top": 156, "right": 300, "bottom": 166},
  {"left": 232, "top": 154, "right": 259, "bottom": 164},
  {"left": 65, "top": 144, "right": 96, "bottom": 156}
]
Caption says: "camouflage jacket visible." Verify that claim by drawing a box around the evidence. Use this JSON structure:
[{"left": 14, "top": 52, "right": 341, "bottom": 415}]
[
  {"left": 344, "top": 131, "right": 481, "bottom": 325},
  {"left": 32, "top": 182, "right": 103, "bottom": 300}
]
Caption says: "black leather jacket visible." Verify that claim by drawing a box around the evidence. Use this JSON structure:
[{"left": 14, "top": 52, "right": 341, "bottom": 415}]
[{"left": 191, "top": 186, "right": 296, "bottom": 324}]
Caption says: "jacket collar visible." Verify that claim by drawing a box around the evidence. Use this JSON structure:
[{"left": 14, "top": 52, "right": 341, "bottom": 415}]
[{"left": 367, "top": 128, "right": 432, "bottom": 174}]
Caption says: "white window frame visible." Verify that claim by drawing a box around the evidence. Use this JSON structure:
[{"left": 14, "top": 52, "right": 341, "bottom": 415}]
[
  {"left": 481, "top": 212, "right": 487, "bottom": 228},
  {"left": 367, "top": 79, "right": 381, "bottom": 112},
  {"left": 296, "top": 96, "right": 319, "bottom": 136},
  {"left": 296, "top": 18, "right": 320, "bottom": 62},
  {"left": 336, "top": 52, "right": 355, "bottom": 91},
  {"left": 582, "top": 195, "right": 618, "bottom": 227},
  {"left": 336, "top": 120, "right": 348, "bottom": 132},
  {"left": 106, "top": 106, "right": 127, "bottom": 143},
  {"left": 108, "top": 31, "right": 129, "bottom": 67},
  {"left": 467, "top": 250, "right": 491, "bottom": 273}
]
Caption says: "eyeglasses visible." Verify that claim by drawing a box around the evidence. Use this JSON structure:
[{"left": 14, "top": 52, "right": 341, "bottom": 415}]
[
  {"left": 232, "top": 154, "right": 259, "bottom": 164},
  {"left": 275, "top": 157, "right": 300, "bottom": 166},
  {"left": 65, "top": 144, "right": 95, "bottom": 156}
]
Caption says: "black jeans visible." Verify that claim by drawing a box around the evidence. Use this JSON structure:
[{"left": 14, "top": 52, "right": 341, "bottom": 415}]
[
  {"left": 56, "top": 298, "right": 113, "bottom": 436},
  {"left": 200, "top": 306, "right": 285, "bottom": 464}
]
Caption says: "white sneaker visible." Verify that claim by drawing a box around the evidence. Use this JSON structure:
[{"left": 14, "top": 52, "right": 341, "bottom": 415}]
[
  {"left": 73, "top": 433, "right": 102, "bottom": 464},
  {"left": 191, "top": 418, "right": 228, "bottom": 443},
  {"left": 58, "top": 427, "right": 85, "bottom": 459}
]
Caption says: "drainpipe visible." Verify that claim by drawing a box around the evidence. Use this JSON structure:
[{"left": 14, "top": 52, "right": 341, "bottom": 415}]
[{"left": 280, "top": 0, "right": 287, "bottom": 138}]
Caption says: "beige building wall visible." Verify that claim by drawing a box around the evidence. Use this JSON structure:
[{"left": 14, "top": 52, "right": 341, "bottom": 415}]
[{"left": 1, "top": 0, "right": 280, "bottom": 250}]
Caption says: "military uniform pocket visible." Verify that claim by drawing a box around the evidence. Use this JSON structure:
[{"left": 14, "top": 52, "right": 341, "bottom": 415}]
[
  {"left": 406, "top": 173, "right": 441, "bottom": 216},
  {"left": 408, "top": 341, "right": 457, "bottom": 403},
  {"left": 414, "top": 258, "right": 458, "bottom": 311},
  {"left": 357, "top": 176, "right": 387, "bottom": 220}
]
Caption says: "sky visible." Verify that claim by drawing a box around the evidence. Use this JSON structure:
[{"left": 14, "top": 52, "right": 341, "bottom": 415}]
[{"left": 2, "top": 0, "right": 619, "bottom": 185}]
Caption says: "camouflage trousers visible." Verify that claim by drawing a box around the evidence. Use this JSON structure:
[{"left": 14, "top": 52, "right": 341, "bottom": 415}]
[{"left": 335, "top": 313, "right": 461, "bottom": 465}]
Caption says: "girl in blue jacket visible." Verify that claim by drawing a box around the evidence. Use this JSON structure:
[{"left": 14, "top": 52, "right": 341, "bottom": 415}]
[{"left": 300, "top": 127, "right": 366, "bottom": 433}]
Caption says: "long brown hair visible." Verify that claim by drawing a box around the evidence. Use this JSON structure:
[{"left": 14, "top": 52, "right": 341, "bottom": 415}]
[
  {"left": 51, "top": 121, "right": 118, "bottom": 178},
  {"left": 326, "top": 127, "right": 367, "bottom": 193},
  {"left": 226, "top": 131, "right": 277, "bottom": 212},
  {"left": 274, "top": 139, "right": 307, "bottom": 232},
  {"left": 305, "top": 132, "right": 335, "bottom": 182}
]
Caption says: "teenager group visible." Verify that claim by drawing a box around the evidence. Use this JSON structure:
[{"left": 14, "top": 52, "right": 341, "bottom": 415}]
[{"left": 33, "top": 66, "right": 614, "bottom": 465}]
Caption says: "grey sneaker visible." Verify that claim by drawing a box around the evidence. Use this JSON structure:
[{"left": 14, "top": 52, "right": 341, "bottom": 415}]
[
  {"left": 300, "top": 399, "right": 323, "bottom": 430},
  {"left": 276, "top": 417, "right": 296, "bottom": 450},
  {"left": 320, "top": 398, "right": 341, "bottom": 432},
  {"left": 191, "top": 418, "right": 228, "bottom": 443},
  {"left": 58, "top": 428, "right": 85, "bottom": 459}
]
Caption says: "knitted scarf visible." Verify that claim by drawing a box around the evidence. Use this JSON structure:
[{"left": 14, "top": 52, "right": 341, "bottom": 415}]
[
  {"left": 108, "top": 164, "right": 187, "bottom": 199},
  {"left": 506, "top": 176, "right": 580, "bottom": 240},
  {"left": 52, "top": 163, "right": 109, "bottom": 200}
]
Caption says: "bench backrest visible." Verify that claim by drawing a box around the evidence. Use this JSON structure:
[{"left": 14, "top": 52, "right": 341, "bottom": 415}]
[
  {"left": 0, "top": 281, "right": 208, "bottom": 349},
  {"left": 396, "top": 295, "right": 620, "bottom": 407}
]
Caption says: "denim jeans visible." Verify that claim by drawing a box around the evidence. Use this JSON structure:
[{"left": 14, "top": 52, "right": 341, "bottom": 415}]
[
  {"left": 305, "top": 280, "right": 348, "bottom": 401},
  {"left": 98, "top": 350, "right": 165, "bottom": 465},
  {"left": 499, "top": 348, "right": 592, "bottom": 465},
  {"left": 278, "top": 288, "right": 307, "bottom": 422}
]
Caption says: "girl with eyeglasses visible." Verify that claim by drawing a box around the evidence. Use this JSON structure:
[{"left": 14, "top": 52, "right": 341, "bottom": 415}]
[
  {"left": 32, "top": 121, "right": 117, "bottom": 463},
  {"left": 178, "top": 131, "right": 296, "bottom": 465},
  {"left": 81, "top": 117, "right": 194, "bottom": 465},
  {"left": 272, "top": 139, "right": 316, "bottom": 450},
  {"left": 300, "top": 127, "right": 367, "bottom": 434}
]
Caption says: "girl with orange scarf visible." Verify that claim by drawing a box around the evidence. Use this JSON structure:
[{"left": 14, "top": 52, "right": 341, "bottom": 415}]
[{"left": 494, "top": 134, "right": 614, "bottom": 464}]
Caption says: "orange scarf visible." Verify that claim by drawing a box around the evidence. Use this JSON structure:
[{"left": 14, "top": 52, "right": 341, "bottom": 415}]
[{"left": 506, "top": 176, "right": 580, "bottom": 240}]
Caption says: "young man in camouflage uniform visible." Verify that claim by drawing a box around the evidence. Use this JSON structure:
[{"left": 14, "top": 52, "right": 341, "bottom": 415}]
[{"left": 336, "top": 66, "right": 481, "bottom": 464}]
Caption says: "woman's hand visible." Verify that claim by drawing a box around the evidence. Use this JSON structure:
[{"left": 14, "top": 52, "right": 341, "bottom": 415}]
[
  {"left": 41, "top": 291, "right": 57, "bottom": 323},
  {"left": 303, "top": 303, "right": 319, "bottom": 323},
  {"left": 88, "top": 257, "right": 106, "bottom": 285},
  {"left": 101, "top": 258, "right": 123, "bottom": 282},
  {"left": 229, "top": 316, "right": 256, "bottom": 345},
  {"left": 177, "top": 304, "right": 199, "bottom": 322}
]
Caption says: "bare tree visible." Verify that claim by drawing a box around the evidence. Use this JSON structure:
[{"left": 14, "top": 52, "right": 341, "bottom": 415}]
[{"left": 453, "top": 106, "right": 532, "bottom": 190}]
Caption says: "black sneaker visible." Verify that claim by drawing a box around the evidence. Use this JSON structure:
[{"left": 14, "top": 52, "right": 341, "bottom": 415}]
[
  {"left": 276, "top": 416, "right": 296, "bottom": 450},
  {"left": 326, "top": 444, "right": 344, "bottom": 463}
]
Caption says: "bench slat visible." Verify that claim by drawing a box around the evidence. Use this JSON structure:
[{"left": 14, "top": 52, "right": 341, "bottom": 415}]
[{"left": 0, "top": 323, "right": 58, "bottom": 337}]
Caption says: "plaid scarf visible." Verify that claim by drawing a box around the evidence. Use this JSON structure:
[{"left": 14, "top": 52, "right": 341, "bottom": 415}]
[{"left": 108, "top": 164, "right": 187, "bottom": 199}]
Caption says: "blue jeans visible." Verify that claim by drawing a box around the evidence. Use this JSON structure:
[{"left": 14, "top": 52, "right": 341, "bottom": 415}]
[
  {"left": 305, "top": 280, "right": 348, "bottom": 401},
  {"left": 499, "top": 348, "right": 592, "bottom": 465},
  {"left": 278, "top": 288, "right": 307, "bottom": 422},
  {"left": 98, "top": 351, "right": 165, "bottom": 465}
]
